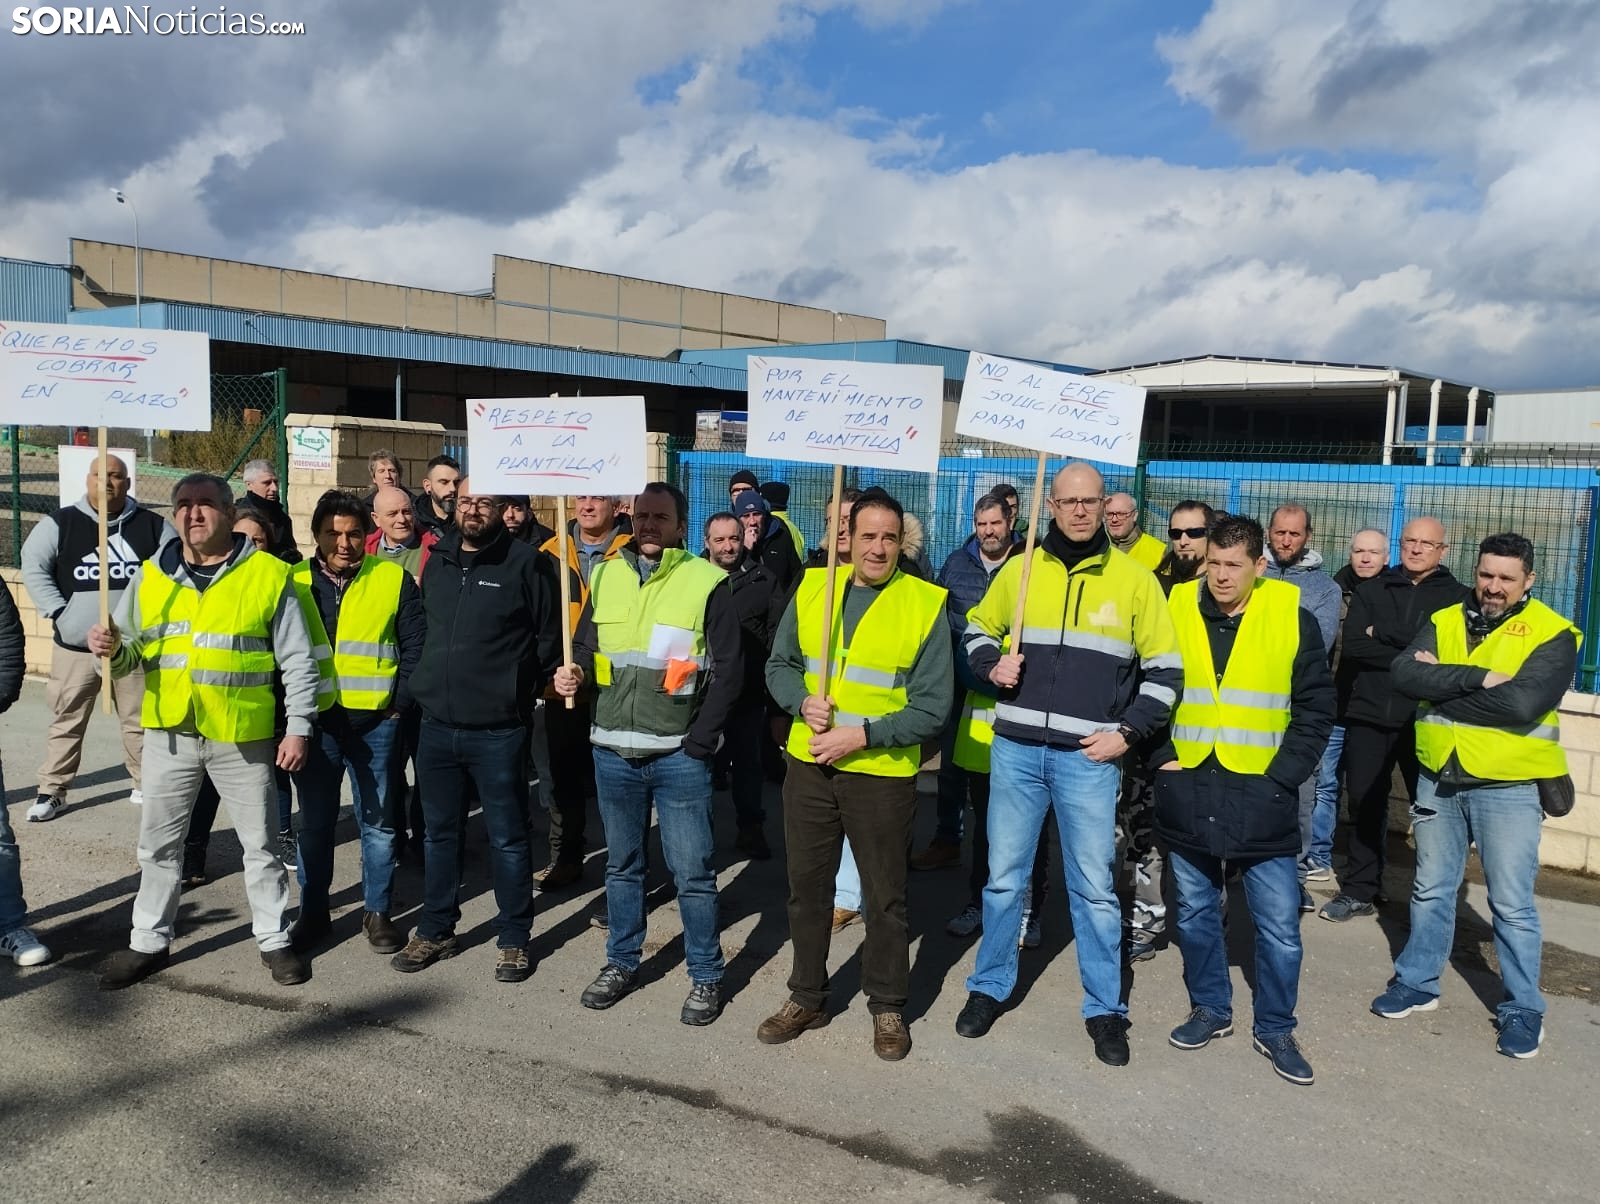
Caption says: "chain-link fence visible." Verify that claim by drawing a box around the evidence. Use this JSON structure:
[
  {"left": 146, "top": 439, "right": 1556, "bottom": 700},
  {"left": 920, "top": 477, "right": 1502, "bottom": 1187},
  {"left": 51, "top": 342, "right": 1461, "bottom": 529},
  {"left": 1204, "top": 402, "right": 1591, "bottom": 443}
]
[
  {"left": 669, "top": 437, "right": 1600, "bottom": 687},
  {"left": 2, "top": 370, "right": 286, "bottom": 566}
]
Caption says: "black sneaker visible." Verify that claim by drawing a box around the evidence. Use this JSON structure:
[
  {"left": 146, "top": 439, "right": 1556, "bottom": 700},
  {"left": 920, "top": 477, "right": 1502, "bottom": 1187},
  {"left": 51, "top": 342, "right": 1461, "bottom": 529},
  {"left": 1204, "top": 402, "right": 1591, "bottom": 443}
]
[
  {"left": 580, "top": 963, "right": 638, "bottom": 1009},
  {"left": 277, "top": 829, "right": 298, "bottom": 871},
  {"left": 1085, "top": 1014, "right": 1131, "bottom": 1066},
  {"left": 681, "top": 981, "right": 722, "bottom": 1026},
  {"left": 1319, "top": 894, "right": 1376, "bottom": 922},
  {"left": 955, "top": 991, "right": 1003, "bottom": 1039},
  {"left": 99, "top": 947, "right": 169, "bottom": 990}
]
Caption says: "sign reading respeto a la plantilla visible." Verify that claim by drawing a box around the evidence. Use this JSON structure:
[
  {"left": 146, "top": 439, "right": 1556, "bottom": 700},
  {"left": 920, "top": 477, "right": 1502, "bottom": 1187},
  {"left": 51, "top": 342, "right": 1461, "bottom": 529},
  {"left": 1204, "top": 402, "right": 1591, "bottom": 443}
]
[
  {"left": 745, "top": 356, "right": 943, "bottom": 474},
  {"left": 466, "top": 395, "right": 647, "bottom": 495},
  {"left": 956, "top": 352, "right": 1147, "bottom": 467},
  {"left": 0, "top": 321, "right": 213, "bottom": 430}
]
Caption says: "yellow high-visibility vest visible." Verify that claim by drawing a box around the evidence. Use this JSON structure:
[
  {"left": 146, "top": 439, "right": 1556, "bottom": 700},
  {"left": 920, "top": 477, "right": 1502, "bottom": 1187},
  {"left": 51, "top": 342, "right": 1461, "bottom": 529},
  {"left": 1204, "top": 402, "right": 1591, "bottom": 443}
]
[
  {"left": 1415, "top": 598, "right": 1580, "bottom": 780},
  {"left": 786, "top": 568, "right": 947, "bottom": 777},
  {"left": 137, "top": 551, "right": 288, "bottom": 742},
  {"left": 291, "top": 557, "right": 405, "bottom": 712},
  {"left": 1128, "top": 531, "right": 1166, "bottom": 571},
  {"left": 1169, "top": 576, "right": 1300, "bottom": 774}
]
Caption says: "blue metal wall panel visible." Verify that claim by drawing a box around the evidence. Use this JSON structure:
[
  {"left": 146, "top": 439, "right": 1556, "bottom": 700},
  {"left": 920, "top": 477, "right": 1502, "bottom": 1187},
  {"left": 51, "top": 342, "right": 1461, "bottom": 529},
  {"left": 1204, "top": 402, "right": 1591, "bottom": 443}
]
[
  {"left": 681, "top": 339, "right": 1092, "bottom": 380},
  {"left": 0, "top": 258, "right": 71, "bottom": 322}
]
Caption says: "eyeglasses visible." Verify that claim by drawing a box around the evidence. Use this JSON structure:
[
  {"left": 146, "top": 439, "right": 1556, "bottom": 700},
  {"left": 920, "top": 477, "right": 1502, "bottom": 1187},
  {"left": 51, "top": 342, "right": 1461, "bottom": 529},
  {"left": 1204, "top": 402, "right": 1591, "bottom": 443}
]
[
  {"left": 1169, "top": 526, "right": 1207, "bottom": 540},
  {"left": 1400, "top": 538, "right": 1444, "bottom": 550},
  {"left": 1104, "top": 509, "right": 1135, "bottom": 519},
  {"left": 1049, "top": 496, "right": 1103, "bottom": 511},
  {"left": 455, "top": 498, "right": 498, "bottom": 512}
]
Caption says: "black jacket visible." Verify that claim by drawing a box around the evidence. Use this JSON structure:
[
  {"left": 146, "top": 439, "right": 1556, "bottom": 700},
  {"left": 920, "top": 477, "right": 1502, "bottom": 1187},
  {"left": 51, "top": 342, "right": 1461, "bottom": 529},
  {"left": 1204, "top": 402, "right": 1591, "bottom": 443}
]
[
  {"left": 937, "top": 533, "right": 1023, "bottom": 692},
  {"left": 701, "top": 548, "right": 779, "bottom": 701},
  {"left": 0, "top": 578, "right": 24, "bottom": 713},
  {"left": 1338, "top": 566, "right": 1472, "bottom": 727},
  {"left": 752, "top": 517, "right": 802, "bottom": 593},
  {"left": 1152, "top": 581, "right": 1335, "bottom": 860},
  {"left": 235, "top": 493, "right": 302, "bottom": 564},
  {"left": 411, "top": 526, "right": 562, "bottom": 728},
  {"left": 415, "top": 496, "right": 455, "bottom": 540},
  {"left": 301, "top": 557, "right": 426, "bottom": 733}
]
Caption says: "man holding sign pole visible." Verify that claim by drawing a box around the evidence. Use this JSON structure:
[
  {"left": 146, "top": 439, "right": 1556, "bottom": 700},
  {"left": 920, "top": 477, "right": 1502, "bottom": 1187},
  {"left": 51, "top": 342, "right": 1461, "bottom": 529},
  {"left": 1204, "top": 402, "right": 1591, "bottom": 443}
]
[
  {"left": 954, "top": 463, "right": 1181, "bottom": 1066},
  {"left": 758, "top": 488, "right": 952, "bottom": 1061}
]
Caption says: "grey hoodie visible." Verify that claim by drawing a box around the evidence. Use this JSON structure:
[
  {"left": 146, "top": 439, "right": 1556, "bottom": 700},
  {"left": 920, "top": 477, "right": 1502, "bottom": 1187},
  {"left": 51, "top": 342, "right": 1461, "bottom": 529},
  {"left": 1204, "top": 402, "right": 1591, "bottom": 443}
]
[
  {"left": 1263, "top": 546, "right": 1343, "bottom": 657},
  {"left": 21, "top": 496, "right": 177, "bottom": 651},
  {"left": 106, "top": 534, "right": 321, "bottom": 739}
]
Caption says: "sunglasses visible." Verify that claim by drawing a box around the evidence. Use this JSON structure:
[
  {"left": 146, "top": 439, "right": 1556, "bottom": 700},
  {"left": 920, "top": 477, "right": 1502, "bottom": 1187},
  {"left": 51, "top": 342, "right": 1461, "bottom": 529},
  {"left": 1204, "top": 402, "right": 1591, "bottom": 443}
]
[{"left": 1169, "top": 526, "right": 1207, "bottom": 540}]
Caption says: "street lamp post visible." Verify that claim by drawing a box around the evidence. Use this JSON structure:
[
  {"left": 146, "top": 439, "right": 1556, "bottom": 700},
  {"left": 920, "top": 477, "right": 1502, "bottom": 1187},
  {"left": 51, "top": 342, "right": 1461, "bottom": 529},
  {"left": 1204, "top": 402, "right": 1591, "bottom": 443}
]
[
  {"left": 111, "top": 188, "right": 150, "bottom": 460},
  {"left": 833, "top": 312, "right": 859, "bottom": 361}
]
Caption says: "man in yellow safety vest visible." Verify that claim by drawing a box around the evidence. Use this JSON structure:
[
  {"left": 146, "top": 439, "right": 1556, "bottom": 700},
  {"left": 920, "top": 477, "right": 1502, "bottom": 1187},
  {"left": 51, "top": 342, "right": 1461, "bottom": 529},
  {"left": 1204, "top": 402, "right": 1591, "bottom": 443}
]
[
  {"left": 1373, "top": 532, "right": 1579, "bottom": 1060},
  {"left": 756, "top": 487, "right": 952, "bottom": 1061},
  {"left": 1150, "top": 513, "right": 1333, "bottom": 1086},
  {"left": 287, "top": 490, "right": 425, "bottom": 956},
  {"left": 89, "top": 473, "right": 322, "bottom": 990}
]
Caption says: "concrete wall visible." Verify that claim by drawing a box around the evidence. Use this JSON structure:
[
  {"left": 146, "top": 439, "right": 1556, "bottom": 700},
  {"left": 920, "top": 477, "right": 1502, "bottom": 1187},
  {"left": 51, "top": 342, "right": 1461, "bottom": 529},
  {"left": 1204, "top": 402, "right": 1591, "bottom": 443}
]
[
  {"left": 1540, "top": 693, "right": 1600, "bottom": 874},
  {"left": 69, "top": 239, "right": 887, "bottom": 356},
  {"left": 2, "top": 567, "right": 56, "bottom": 677}
]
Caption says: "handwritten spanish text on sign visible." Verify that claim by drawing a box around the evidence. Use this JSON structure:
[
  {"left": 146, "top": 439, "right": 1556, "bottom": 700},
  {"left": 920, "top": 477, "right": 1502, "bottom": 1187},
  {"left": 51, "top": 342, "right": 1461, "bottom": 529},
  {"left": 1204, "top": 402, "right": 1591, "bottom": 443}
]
[
  {"left": 0, "top": 321, "right": 212, "bottom": 431},
  {"left": 466, "top": 395, "right": 647, "bottom": 496},
  {"left": 746, "top": 357, "right": 943, "bottom": 474},
  {"left": 956, "top": 352, "right": 1147, "bottom": 467}
]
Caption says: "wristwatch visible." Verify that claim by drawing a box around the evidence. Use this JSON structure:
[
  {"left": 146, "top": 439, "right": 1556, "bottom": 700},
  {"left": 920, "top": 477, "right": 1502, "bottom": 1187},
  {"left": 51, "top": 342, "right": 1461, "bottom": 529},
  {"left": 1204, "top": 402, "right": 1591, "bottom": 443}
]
[
  {"left": 1117, "top": 724, "right": 1137, "bottom": 744},
  {"left": 861, "top": 719, "right": 873, "bottom": 746}
]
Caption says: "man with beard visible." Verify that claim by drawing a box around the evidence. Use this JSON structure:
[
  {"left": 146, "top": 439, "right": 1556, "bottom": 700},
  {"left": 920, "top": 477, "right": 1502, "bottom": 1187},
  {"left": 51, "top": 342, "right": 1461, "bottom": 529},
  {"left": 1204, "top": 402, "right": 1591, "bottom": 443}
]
[
  {"left": 732, "top": 490, "right": 802, "bottom": 592},
  {"left": 702, "top": 511, "right": 779, "bottom": 859},
  {"left": 1375, "top": 533, "right": 1577, "bottom": 1059},
  {"left": 1105, "top": 493, "right": 1166, "bottom": 571},
  {"left": 392, "top": 477, "right": 562, "bottom": 984},
  {"left": 1322, "top": 517, "right": 1471, "bottom": 921},
  {"left": 555, "top": 483, "right": 742, "bottom": 1026},
  {"left": 1154, "top": 500, "right": 1213, "bottom": 594},
  {"left": 414, "top": 455, "right": 460, "bottom": 539}
]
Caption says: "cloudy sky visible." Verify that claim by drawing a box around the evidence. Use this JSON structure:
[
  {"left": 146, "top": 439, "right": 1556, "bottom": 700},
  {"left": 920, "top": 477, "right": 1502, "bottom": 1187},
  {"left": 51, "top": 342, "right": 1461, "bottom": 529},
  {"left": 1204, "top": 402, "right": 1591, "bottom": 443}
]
[{"left": 2, "top": 0, "right": 1596, "bottom": 387}]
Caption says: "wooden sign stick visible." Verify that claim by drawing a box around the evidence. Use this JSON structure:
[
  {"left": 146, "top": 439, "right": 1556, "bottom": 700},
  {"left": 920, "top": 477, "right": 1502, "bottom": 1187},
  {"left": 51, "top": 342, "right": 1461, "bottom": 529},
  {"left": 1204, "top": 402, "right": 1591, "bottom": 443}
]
[
  {"left": 1008, "top": 452, "right": 1049, "bottom": 642},
  {"left": 818, "top": 462, "right": 845, "bottom": 707},
  {"left": 96, "top": 427, "right": 113, "bottom": 713},
  {"left": 557, "top": 491, "right": 576, "bottom": 711}
]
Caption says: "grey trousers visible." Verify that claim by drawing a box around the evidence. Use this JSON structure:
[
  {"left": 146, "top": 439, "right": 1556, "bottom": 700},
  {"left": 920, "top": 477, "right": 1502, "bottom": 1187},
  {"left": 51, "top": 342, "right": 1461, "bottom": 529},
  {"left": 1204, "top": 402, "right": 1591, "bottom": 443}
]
[{"left": 130, "top": 730, "right": 290, "bottom": 954}]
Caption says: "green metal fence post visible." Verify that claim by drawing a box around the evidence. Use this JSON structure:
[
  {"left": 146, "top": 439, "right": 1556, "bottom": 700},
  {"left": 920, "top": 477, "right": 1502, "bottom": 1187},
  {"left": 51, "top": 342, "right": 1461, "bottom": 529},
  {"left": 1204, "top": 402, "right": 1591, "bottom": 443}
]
[
  {"left": 1132, "top": 446, "right": 1149, "bottom": 514},
  {"left": 274, "top": 369, "right": 289, "bottom": 479}
]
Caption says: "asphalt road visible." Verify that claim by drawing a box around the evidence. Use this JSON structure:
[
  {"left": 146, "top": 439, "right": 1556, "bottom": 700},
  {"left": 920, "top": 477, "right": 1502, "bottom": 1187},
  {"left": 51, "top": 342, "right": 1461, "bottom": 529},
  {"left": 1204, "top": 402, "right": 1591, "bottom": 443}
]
[{"left": 2, "top": 681, "right": 1597, "bottom": 1203}]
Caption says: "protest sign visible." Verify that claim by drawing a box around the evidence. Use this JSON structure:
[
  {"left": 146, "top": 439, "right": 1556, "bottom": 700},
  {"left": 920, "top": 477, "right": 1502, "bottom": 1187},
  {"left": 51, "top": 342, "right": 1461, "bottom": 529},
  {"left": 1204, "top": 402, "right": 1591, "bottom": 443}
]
[
  {"left": 746, "top": 356, "right": 943, "bottom": 475},
  {"left": 58, "top": 445, "right": 137, "bottom": 507},
  {"left": 956, "top": 352, "right": 1146, "bottom": 468},
  {"left": 0, "top": 321, "right": 212, "bottom": 430},
  {"left": 465, "top": 396, "right": 647, "bottom": 496}
]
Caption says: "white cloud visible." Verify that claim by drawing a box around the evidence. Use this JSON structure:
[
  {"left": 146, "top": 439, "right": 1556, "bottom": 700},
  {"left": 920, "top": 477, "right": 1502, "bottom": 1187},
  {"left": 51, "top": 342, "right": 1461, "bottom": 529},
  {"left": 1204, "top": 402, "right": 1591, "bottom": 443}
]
[{"left": 1, "top": 0, "right": 1596, "bottom": 388}]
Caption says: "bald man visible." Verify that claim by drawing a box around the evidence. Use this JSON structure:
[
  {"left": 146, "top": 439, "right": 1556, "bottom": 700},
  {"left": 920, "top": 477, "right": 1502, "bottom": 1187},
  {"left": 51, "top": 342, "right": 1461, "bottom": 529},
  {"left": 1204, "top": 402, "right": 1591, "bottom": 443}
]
[
  {"left": 1324, "top": 516, "right": 1471, "bottom": 922},
  {"left": 366, "top": 486, "right": 437, "bottom": 582},
  {"left": 21, "top": 455, "right": 176, "bottom": 820},
  {"left": 957, "top": 462, "right": 1181, "bottom": 1066},
  {"left": 1104, "top": 493, "right": 1165, "bottom": 571}
]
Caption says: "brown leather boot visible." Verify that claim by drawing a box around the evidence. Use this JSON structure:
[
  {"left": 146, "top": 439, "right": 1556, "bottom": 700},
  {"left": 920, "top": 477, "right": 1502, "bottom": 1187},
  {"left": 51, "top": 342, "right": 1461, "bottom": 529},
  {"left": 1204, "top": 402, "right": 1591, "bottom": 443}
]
[
  {"left": 362, "top": 911, "right": 405, "bottom": 954},
  {"left": 873, "top": 1012, "right": 911, "bottom": 1061},
  {"left": 756, "top": 999, "right": 829, "bottom": 1045}
]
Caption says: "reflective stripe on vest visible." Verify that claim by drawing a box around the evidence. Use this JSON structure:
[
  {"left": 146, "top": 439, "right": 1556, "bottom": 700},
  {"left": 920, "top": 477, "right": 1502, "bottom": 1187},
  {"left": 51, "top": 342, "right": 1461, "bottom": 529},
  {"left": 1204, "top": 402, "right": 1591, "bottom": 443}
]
[
  {"left": 1169, "top": 576, "right": 1300, "bottom": 774},
  {"left": 588, "top": 548, "right": 727, "bottom": 754},
  {"left": 290, "top": 557, "right": 406, "bottom": 712},
  {"left": 137, "top": 551, "right": 289, "bottom": 741},
  {"left": 1414, "top": 598, "right": 1580, "bottom": 780},
  {"left": 786, "top": 568, "right": 948, "bottom": 777}
]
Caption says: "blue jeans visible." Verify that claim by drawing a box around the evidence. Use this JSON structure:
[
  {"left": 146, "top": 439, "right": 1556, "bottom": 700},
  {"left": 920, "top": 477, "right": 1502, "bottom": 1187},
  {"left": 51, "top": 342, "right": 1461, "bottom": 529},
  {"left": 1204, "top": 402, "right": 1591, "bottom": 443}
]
[
  {"left": 294, "top": 715, "right": 401, "bottom": 915},
  {"left": 1393, "top": 774, "right": 1545, "bottom": 1022},
  {"left": 967, "top": 737, "right": 1123, "bottom": 1018},
  {"left": 593, "top": 746, "right": 723, "bottom": 985},
  {"left": 414, "top": 719, "right": 535, "bottom": 947},
  {"left": 1169, "top": 846, "right": 1303, "bottom": 1038},
  {"left": 835, "top": 837, "right": 860, "bottom": 910},
  {"left": 0, "top": 758, "right": 27, "bottom": 933},
  {"left": 1305, "top": 724, "right": 1344, "bottom": 869}
]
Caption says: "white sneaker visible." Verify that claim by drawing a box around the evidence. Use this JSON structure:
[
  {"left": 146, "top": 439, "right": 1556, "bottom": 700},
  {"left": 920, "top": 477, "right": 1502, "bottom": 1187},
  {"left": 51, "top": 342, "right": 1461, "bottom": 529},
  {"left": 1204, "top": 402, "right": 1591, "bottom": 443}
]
[
  {"left": 1019, "top": 907, "right": 1042, "bottom": 950},
  {"left": 26, "top": 796, "right": 64, "bottom": 823},
  {"left": 0, "top": 926, "right": 52, "bottom": 966},
  {"left": 945, "top": 903, "right": 983, "bottom": 938},
  {"left": 128, "top": 789, "right": 143, "bottom": 806}
]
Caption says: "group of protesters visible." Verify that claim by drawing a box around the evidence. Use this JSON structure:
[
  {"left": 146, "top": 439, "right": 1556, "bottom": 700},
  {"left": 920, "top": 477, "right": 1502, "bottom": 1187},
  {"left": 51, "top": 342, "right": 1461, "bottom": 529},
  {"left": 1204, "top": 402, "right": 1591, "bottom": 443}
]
[{"left": 0, "top": 445, "right": 1577, "bottom": 1081}]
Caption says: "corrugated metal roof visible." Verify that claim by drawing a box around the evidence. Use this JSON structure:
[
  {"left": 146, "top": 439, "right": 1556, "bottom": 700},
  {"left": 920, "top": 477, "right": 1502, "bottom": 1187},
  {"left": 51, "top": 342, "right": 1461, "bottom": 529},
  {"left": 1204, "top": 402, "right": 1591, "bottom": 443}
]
[
  {"left": 64, "top": 298, "right": 750, "bottom": 392},
  {"left": 0, "top": 258, "right": 71, "bottom": 322},
  {"left": 680, "top": 339, "right": 1091, "bottom": 381}
]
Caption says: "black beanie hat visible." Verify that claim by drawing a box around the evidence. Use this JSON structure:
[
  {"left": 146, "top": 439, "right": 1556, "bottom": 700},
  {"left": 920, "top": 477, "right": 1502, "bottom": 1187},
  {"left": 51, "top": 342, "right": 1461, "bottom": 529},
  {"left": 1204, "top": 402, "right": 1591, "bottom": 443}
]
[
  {"left": 729, "top": 469, "right": 759, "bottom": 492},
  {"left": 758, "top": 481, "right": 790, "bottom": 509}
]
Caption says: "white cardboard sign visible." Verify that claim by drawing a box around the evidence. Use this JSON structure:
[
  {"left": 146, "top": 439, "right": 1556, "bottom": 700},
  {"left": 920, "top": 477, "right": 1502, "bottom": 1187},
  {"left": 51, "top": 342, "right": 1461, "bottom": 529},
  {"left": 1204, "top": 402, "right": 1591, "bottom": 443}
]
[
  {"left": 956, "top": 352, "right": 1146, "bottom": 467},
  {"left": 466, "top": 396, "right": 647, "bottom": 495},
  {"left": 288, "top": 426, "right": 334, "bottom": 471},
  {"left": 746, "top": 356, "right": 943, "bottom": 474},
  {"left": 57, "top": 446, "right": 137, "bottom": 507},
  {"left": 0, "top": 321, "right": 212, "bottom": 430}
]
